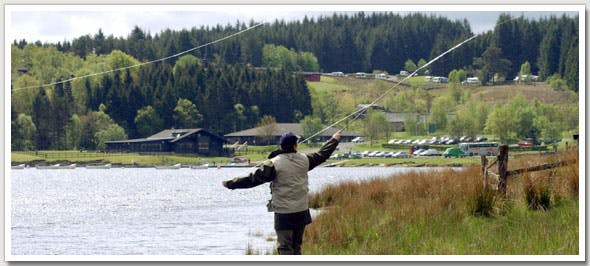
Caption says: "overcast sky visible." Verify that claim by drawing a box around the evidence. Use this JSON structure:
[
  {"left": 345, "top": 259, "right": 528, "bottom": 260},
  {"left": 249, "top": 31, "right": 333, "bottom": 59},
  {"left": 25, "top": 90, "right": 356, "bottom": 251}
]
[{"left": 6, "top": 5, "right": 580, "bottom": 44}]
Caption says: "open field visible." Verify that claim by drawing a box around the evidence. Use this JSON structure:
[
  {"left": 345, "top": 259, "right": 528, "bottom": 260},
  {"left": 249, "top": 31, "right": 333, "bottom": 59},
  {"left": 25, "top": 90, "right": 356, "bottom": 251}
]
[
  {"left": 311, "top": 75, "right": 576, "bottom": 105},
  {"left": 304, "top": 149, "right": 579, "bottom": 255}
]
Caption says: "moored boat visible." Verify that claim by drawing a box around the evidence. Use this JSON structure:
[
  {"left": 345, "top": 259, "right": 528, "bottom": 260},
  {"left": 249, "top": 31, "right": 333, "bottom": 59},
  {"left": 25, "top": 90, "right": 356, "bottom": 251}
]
[
  {"left": 86, "top": 163, "right": 112, "bottom": 169},
  {"left": 155, "top": 163, "right": 182, "bottom": 169}
]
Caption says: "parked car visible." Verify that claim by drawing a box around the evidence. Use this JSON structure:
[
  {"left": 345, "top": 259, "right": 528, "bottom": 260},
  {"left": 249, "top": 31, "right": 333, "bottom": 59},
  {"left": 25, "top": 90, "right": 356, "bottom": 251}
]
[
  {"left": 543, "top": 138, "right": 562, "bottom": 144},
  {"left": 419, "top": 149, "right": 441, "bottom": 156},
  {"left": 368, "top": 151, "right": 381, "bottom": 157},
  {"left": 445, "top": 139, "right": 458, "bottom": 145},
  {"left": 352, "top": 137, "right": 365, "bottom": 143},
  {"left": 518, "top": 138, "right": 539, "bottom": 147},
  {"left": 443, "top": 147, "right": 465, "bottom": 158},
  {"left": 374, "top": 151, "right": 386, "bottom": 157},
  {"left": 475, "top": 136, "right": 488, "bottom": 142},
  {"left": 350, "top": 152, "right": 363, "bottom": 159},
  {"left": 412, "top": 149, "right": 426, "bottom": 157},
  {"left": 393, "top": 151, "right": 409, "bottom": 158}
]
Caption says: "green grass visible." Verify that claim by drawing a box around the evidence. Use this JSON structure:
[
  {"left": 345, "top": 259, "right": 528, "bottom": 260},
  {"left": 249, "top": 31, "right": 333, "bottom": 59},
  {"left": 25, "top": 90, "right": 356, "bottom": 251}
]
[{"left": 307, "top": 76, "right": 348, "bottom": 93}]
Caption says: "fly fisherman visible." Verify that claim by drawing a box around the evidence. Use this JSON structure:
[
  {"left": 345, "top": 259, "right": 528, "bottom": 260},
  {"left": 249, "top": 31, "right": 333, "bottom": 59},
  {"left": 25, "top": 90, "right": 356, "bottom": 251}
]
[{"left": 222, "top": 130, "right": 341, "bottom": 255}]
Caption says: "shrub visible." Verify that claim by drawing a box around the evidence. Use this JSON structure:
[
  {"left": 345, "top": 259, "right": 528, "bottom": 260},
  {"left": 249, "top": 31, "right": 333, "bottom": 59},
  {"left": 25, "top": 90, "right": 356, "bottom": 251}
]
[{"left": 471, "top": 186, "right": 497, "bottom": 217}]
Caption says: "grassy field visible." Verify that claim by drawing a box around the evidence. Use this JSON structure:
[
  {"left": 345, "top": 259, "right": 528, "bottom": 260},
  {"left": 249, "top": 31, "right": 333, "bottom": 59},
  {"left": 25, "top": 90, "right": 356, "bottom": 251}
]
[
  {"left": 311, "top": 75, "right": 575, "bottom": 106},
  {"left": 303, "top": 149, "right": 579, "bottom": 255}
]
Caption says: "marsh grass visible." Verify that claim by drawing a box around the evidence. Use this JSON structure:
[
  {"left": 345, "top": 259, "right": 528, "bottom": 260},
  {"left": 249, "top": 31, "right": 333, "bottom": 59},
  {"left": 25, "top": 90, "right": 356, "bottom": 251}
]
[{"left": 304, "top": 150, "right": 579, "bottom": 255}]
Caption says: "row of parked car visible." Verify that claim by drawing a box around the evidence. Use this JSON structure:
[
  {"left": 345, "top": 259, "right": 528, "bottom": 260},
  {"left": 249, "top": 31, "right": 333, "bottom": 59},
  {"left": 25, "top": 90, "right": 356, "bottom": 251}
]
[
  {"left": 330, "top": 147, "right": 468, "bottom": 160},
  {"left": 387, "top": 136, "right": 488, "bottom": 146},
  {"left": 331, "top": 150, "right": 410, "bottom": 159}
]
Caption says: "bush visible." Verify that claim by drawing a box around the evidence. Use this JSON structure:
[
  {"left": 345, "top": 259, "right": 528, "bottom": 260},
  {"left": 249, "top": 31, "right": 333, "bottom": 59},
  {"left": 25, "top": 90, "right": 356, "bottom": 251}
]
[
  {"left": 471, "top": 186, "right": 497, "bottom": 217},
  {"left": 523, "top": 173, "right": 552, "bottom": 211}
]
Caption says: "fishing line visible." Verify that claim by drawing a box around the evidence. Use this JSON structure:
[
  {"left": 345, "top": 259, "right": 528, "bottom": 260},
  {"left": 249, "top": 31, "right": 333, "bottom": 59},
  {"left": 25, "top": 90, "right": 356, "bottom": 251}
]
[{"left": 11, "top": 22, "right": 266, "bottom": 92}]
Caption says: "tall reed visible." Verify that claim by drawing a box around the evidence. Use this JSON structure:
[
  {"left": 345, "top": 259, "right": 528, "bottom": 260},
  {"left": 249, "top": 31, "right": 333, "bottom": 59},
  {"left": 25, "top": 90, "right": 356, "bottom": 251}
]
[{"left": 304, "top": 150, "right": 579, "bottom": 255}]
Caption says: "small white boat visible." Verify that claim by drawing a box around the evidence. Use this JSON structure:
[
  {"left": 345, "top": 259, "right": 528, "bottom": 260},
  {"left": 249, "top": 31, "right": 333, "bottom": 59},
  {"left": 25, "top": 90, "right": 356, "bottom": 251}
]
[
  {"left": 155, "top": 163, "right": 182, "bottom": 169},
  {"left": 36, "top": 164, "right": 61, "bottom": 169},
  {"left": 190, "top": 163, "right": 209, "bottom": 169},
  {"left": 36, "top": 163, "right": 76, "bottom": 169},
  {"left": 11, "top": 164, "right": 26, "bottom": 169},
  {"left": 86, "top": 163, "right": 112, "bottom": 169}
]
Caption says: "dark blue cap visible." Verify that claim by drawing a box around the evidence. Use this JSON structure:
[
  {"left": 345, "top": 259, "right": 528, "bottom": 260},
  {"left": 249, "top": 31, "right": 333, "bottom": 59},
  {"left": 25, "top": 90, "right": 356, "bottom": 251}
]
[{"left": 280, "top": 132, "right": 298, "bottom": 146}]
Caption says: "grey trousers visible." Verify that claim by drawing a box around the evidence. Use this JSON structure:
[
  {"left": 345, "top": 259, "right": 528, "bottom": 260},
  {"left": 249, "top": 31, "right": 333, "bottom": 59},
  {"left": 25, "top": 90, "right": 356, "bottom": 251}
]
[{"left": 276, "top": 228, "right": 305, "bottom": 255}]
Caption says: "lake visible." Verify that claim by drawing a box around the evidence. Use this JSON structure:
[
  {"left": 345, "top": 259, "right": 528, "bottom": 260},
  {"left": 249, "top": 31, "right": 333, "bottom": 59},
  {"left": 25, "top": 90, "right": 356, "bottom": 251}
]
[{"left": 10, "top": 166, "right": 448, "bottom": 256}]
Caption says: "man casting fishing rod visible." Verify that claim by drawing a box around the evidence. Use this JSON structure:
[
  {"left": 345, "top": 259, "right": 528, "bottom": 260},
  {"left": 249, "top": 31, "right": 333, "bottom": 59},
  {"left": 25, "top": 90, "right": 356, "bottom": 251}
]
[{"left": 222, "top": 130, "right": 342, "bottom": 255}]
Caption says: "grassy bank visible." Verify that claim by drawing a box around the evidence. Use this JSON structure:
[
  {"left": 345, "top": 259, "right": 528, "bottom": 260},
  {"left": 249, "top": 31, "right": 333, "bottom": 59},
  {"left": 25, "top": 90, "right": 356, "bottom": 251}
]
[
  {"left": 304, "top": 150, "right": 579, "bottom": 255},
  {"left": 10, "top": 151, "right": 229, "bottom": 167}
]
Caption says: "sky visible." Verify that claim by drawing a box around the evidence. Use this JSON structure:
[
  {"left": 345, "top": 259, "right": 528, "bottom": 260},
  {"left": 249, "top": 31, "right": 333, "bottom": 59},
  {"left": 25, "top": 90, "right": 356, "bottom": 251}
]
[{"left": 6, "top": 5, "right": 580, "bottom": 44}]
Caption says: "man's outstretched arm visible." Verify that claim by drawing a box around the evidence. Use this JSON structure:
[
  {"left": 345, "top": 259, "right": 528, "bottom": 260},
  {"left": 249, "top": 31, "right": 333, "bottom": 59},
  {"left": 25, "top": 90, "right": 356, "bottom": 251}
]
[
  {"left": 306, "top": 130, "right": 341, "bottom": 171},
  {"left": 222, "top": 160, "right": 276, "bottom": 189}
]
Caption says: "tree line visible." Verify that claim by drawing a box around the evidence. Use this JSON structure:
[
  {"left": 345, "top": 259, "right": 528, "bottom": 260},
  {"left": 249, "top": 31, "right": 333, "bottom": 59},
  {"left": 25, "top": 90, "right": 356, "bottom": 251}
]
[
  {"left": 11, "top": 12, "right": 579, "bottom": 151},
  {"left": 13, "top": 12, "right": 578, "bottom": 90},
  {"left": 11, "top": 49, "right": 311, "bottom": 150}
]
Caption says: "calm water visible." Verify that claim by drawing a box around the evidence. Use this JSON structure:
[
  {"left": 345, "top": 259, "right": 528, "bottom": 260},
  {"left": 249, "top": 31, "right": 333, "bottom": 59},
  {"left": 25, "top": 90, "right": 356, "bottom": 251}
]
[{"left": 11, "top": 166, "right": 447, "bottom": 255}]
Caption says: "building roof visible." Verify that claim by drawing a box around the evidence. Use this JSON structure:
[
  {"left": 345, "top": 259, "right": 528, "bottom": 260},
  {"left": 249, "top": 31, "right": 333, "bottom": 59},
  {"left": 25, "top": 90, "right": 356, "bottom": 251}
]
[
  {"left": 224, "top": 123, "right": 360, "bottom": 138},
  {"left": 105, "top": 128, "right": 226, "bottom": 144}
]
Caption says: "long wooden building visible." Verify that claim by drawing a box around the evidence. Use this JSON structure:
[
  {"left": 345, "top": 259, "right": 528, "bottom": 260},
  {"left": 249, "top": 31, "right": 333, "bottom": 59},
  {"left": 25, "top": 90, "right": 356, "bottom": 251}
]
[
  {"left": 224, "top": 123, "right": 361, "bottom": 145},
  {"left": 105, "top": 128, "right": 228, "bottom": 156}
]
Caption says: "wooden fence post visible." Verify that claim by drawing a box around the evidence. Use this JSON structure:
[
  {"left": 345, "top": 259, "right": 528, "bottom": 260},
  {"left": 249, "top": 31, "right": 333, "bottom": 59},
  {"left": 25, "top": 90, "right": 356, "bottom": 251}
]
[
  {"left": 481, "top": 156, "right": 488, "bottom": 190},
  {"left": 498, "top": 145, "right": 509, "bottom": 197}
]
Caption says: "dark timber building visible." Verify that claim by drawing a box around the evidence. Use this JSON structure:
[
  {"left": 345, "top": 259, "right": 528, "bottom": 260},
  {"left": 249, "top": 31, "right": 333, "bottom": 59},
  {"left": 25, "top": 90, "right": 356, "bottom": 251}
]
[
  {"left": 105, "top": 128, "right": 228, "bottom": 156},
  {"left": 224, "top": 123, "right": 361, "bottom": 145}
]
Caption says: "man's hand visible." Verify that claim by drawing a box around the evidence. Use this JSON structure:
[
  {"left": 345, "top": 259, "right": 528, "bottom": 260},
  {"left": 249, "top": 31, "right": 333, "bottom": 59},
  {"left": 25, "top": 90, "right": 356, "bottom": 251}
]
[
  {"left": 222, "top": 180, "right": 229, "bottom": 188},
  {"left": 332, "top": 130, "right": 342, "bottom": 141}
]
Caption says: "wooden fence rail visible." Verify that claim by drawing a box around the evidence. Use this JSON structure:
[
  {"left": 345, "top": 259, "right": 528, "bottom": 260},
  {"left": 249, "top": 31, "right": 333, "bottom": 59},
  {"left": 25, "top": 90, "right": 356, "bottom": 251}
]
[
  {"left": 506, "top": 159, "right": 577, "bottom": 177},
  {"left": 482, "top": 145, "right": 576, "bottom": 197}
]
